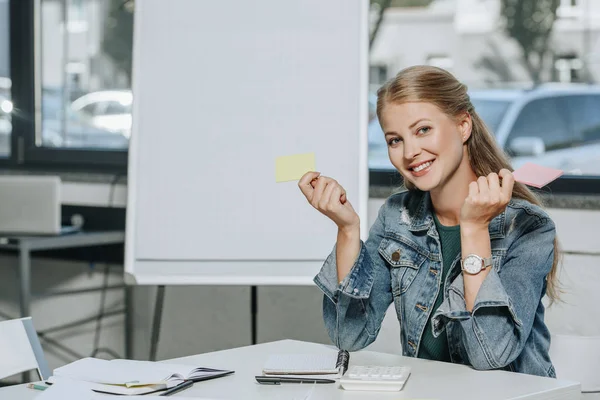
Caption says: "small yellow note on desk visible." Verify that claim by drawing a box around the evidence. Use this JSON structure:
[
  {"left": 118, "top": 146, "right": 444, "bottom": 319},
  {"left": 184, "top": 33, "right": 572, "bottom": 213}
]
[{"left": 275, "top": 152, "right": 316, "bottom": 183}]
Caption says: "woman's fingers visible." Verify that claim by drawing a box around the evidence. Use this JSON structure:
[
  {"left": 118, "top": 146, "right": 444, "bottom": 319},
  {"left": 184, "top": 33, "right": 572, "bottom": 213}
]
[
  {"left": 320, "top": 179, "right": 337, "bottom": 209},
  {"left": 477, "top": 176, "right": 490, "bottom": 202},
  {"left": 499, "top": 169, "right": 514, "bottom": 199},
  {"left": 298, "top": 171, "right": 320, "bottom": 200},
  {"left": 468, "top": 180, "right": 479, "bottom": 199},
  {"left": 487, "top": 173, "right": 501, "bottom": 204},
  {"left": 310, "top": 175, "right": 329, "bottom": 208}
]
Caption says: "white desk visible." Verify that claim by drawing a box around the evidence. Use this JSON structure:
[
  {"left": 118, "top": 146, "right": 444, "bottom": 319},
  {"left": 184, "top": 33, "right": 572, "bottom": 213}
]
[{"left": 0, "top": 340, "right": 581, "bottom": 399}]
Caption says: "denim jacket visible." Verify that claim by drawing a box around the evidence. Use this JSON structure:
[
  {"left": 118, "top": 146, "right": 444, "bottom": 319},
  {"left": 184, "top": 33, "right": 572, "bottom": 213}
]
[{"left": 314, "top": 190, "right": 556, "bottom": 377}]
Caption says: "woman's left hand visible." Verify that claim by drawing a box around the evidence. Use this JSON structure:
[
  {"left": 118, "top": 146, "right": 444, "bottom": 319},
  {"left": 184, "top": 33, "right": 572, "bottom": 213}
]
[{"left": 460, "top": 169, "right": 515, "bottom": 229}]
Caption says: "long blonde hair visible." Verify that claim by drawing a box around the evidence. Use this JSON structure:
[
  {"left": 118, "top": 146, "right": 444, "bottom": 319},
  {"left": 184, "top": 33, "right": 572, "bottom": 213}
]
[{"left": 376, "top": 65, "right": 561, "bottom": 302}]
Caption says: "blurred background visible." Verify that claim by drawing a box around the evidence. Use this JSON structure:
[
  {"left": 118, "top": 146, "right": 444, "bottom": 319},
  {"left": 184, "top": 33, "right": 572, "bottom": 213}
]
[
  {"left": 0, "top": 1, "right": 599, "bottom": 387},
  {"left": 2, "top": 0, "right": 600, "bottom": 175}
]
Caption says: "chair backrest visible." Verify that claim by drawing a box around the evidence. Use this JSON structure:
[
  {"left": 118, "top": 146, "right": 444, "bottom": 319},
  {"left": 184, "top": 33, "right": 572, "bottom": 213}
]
[
  {"left": 550, "top": 333, "right": 600, "bottom": 393},
  {"left": 0, "top": 317, "right": 50, "bottom": 380}
]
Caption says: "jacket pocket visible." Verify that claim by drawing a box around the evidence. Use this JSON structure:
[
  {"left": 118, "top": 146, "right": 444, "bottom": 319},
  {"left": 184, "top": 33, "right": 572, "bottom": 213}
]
[{"left": 378, "top": 236, "right": 427, "bottom": 295}]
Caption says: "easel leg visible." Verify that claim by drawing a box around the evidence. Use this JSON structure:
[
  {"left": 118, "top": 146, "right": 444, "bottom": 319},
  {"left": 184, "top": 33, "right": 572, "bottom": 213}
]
[
  {"left": 125, "top": 285, "right": 134, "bottom": 359},
  {"left": 251, "top": 285, "right": 257, "bottom": 345},
  {"left": 150, "top": 285, "right": 165, "bottom": 361}
]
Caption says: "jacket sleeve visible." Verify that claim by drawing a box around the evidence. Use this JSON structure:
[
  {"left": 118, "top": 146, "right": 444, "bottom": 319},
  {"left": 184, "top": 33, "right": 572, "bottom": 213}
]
[
  {"left": 313, "top": 204, "right": 393, "bottom": 351},
  {"left": 431, "top": 215, "right": 555, "bottom": 370}
]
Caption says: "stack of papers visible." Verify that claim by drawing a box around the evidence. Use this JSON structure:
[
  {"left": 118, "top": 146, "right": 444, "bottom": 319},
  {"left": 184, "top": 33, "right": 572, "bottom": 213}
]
[
  {"left": 48, "top": 357, "right": 233, "bottom": 395},
  {"left": 37, "top": 379, "right": 220, "bottom": 400}
]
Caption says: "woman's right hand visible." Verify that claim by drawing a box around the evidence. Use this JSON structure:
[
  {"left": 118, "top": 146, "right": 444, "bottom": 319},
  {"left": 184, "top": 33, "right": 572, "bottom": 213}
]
[{"left": 298, "top": 171, "right": 360, "bottom": 231}]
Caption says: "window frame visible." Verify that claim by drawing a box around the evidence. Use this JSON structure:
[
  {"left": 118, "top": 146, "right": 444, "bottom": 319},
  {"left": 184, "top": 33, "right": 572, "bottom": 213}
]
[
  {"left": 4, "top": 0, "right": 127, "bottom": 173},
  {"left": 369, "top": 169, "right": 600, "bottom": 196}
]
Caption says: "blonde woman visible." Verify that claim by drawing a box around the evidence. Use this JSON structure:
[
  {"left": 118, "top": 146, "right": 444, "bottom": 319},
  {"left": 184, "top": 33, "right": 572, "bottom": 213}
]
[{"left": 299, "top": 66, "right": 559, "bottom": 377}]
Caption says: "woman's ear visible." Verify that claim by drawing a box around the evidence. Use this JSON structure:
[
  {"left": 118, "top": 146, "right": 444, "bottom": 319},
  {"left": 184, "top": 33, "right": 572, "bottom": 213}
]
[{"left": 459, "top": 112, "right": 472, "bottom": 143}]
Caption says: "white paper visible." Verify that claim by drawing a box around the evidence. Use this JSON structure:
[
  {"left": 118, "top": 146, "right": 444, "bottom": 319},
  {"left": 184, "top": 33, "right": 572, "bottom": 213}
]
[
  {"left": 36, "top": 379, "right": 220, "bottom": 399},
  {"left": 109, "top": 359, "right": 230, "bottom": 380},
  {"left": 35, "top": 379, "right": 95, "bottom": 400},
  {"left": 53, "top": 358, "right": 172, "bottom": 385}
]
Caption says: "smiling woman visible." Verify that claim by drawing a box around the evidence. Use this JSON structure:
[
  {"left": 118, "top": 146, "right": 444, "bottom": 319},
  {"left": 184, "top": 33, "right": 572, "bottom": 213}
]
[{"left": 302, "top": 65, "right": 561, "bottom": 378}]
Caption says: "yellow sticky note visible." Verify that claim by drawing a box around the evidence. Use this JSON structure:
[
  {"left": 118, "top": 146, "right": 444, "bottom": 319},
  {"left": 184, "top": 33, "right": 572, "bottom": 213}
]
[{"left": 275, "top": 152, "right": 316, "bottom": 183}]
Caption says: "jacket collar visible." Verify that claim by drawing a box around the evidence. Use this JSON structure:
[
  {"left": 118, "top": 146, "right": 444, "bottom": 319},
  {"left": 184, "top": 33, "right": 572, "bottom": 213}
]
[{"left": 400, "top": 190, "right": 506, "bottom": 239}]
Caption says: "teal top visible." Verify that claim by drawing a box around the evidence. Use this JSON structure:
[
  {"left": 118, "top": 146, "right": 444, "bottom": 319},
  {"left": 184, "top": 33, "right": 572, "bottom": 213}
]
[{"left": 417, "top": 213, "right": 461, "bottom": 362}]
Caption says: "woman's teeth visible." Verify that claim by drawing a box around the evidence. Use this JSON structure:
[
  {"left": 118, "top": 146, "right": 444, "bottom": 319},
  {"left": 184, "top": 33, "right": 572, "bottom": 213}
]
[{"left": 413, "top": 161, "right": 433, "bottom": 172}]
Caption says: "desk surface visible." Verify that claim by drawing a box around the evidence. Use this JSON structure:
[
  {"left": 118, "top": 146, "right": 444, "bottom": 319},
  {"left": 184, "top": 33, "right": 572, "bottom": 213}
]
[
  {"left": 0, "top": 230, "right": 124, "bottom": 251},
  {"left": 0, "top": 340, "right": 581, "bottom": 400}
]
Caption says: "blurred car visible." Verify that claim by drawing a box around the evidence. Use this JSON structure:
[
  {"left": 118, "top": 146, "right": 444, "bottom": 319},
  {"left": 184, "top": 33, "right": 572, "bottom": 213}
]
[
  {"left": 368, "top": 85, "right": 600, "bottom": 175},
  {"left": 41, "top": 88, "right": 129, "bottom": 149},
  {"left": 70, "top": 90, "right": 132, "bottom": 138}
]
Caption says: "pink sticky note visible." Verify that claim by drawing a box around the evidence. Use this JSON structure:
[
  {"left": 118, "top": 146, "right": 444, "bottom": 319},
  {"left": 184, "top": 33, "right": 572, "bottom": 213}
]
[{"left": 512, "top": 163, "right": 564, "bottom": 188}]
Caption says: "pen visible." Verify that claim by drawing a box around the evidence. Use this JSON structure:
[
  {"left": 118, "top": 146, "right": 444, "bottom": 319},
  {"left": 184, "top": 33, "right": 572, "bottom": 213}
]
[
  {"left": 255, "top": 376, "right": 336, "bottom": 385},
  {"left": 159, "top": 380, "right": 194, "bottom": 396}
]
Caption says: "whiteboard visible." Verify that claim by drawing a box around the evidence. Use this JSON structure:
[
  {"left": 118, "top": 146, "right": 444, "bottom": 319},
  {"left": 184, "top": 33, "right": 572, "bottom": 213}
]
[{"left": 125, "top": 0, "right": 369, "bottom": 285}]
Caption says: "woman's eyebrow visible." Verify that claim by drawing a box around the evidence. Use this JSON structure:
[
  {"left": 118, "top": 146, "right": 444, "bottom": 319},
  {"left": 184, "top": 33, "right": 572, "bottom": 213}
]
[{"left": 408, "top": 118, "right": 431, "bottom": 129}]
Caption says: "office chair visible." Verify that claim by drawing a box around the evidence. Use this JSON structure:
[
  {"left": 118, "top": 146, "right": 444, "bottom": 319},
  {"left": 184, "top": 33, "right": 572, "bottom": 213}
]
[{"left": 0, "top": 317, "right": 50, "bottom": 381}]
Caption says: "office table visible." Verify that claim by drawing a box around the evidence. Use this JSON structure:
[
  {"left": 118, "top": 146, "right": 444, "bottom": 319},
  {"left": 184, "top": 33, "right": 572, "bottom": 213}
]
[
  {"left": 0, "top": 339, "right": 581, "bottom": 399},
  {"left": 0, "top": 231, "right": 130, "bottom": 358}
]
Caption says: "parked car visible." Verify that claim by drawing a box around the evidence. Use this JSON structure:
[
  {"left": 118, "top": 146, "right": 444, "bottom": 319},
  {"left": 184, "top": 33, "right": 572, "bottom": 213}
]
[
  {"left": 368, "top": 85, "right": 600, "bottom": 175},
  {"left": 41, "top": 88, "right": 129, "bottom": 149},
  {"left": 70, "top": 90, "right": 132, "bottom": 138}
]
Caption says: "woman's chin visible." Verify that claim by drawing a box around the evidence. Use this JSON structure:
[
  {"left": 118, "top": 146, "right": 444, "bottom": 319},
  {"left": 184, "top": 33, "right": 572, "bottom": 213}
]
[{"left": 404, "top": 176, "right": 438, "bottom": 192}]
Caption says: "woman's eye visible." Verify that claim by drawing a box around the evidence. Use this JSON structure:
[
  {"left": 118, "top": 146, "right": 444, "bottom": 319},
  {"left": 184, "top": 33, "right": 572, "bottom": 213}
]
[
  {"left": 387, "top": 137, "right": 402, "bottom": 146},
  {"left": 417, "top": 126, "right": 431, "bottom": 135}
]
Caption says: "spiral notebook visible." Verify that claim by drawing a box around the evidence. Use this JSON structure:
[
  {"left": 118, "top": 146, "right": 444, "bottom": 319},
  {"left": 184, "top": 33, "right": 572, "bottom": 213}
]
[{"left": 262, "top": 349, "right": 349, "bottom": 377}]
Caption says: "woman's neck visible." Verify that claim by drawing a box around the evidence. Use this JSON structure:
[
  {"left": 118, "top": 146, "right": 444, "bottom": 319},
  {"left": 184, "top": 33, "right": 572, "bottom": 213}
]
[{"left": 429, "top": 150, "right": 477, "bottom": 226}]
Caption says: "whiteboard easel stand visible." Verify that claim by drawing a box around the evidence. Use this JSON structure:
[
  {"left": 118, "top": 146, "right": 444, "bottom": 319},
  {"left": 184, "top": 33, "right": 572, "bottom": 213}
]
[{"left": 149, "top": 285, "right": 259, "bottom": 361}]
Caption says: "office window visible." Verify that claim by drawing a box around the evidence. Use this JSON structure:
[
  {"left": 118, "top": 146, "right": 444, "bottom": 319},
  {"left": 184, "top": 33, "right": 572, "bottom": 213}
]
[
  {"left": 0, "top": 0, "right": 10, "bottom": 158},
  {"left": 366, "top": 0, "right": 600, "bottom": 185},
  {"left": 39, "top": 0, "right": 132, "bottom": 151}
]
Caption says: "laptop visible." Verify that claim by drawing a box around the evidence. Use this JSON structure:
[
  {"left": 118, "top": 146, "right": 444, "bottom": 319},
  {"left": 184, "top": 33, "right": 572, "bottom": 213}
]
[{"left": 0, "top": 175, "right": 79, "bottom": 235}]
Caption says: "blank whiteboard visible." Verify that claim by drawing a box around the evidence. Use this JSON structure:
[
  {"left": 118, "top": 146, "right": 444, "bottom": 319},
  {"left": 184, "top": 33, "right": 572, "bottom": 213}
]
[{"left": 125, "top": 0, "right": 369, "bottom": 285}]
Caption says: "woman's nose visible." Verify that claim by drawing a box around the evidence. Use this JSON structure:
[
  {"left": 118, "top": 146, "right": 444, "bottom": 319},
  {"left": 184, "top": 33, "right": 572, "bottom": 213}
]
[{"left": 403, "top": 138, "right": 421, "bottom": 160}]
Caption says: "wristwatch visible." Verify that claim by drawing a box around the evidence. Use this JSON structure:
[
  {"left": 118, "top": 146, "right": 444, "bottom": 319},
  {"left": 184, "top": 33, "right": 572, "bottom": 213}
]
[{"left": 461, "top": 254, "right": 492, "bottom": 275}]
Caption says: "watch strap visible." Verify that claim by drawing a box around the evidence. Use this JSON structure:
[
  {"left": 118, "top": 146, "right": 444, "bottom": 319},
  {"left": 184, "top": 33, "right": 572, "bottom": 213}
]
[{"left": 482, "top": 256, "right": 492, "bottom": 269}]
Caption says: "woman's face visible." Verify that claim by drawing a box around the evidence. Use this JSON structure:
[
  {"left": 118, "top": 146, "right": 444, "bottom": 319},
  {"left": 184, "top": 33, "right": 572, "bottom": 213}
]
[{"left": 379, "top": 101, "right": 470, "bottom": 192}]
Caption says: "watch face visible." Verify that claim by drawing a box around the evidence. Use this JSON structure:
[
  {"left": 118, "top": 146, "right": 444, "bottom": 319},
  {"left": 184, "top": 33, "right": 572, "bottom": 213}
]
[{"left": 463, "top": 256, "right": 482, "bottom": 274}]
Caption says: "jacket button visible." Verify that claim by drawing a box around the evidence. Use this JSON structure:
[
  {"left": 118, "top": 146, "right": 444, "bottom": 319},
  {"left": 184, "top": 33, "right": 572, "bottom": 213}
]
[{"left": 391, "top": 250, "right": 401, "bottom": 261}]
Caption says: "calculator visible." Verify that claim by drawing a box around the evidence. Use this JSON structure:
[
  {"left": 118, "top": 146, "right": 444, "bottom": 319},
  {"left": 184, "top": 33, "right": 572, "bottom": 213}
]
[{"left": 339, "top": 365, "right": 411, "bottom": 391}]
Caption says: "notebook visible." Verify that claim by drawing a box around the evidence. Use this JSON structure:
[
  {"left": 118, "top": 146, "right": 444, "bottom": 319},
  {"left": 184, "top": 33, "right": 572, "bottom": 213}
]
[
  {"left": 262, "top": 349, "right": 349, "bottom": 377},
  {"left": 37, "top": 378, "right": 223, "bottom": 399},
  {"left": 49, "top": 357, "right": 234, "bottom": 395}
]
